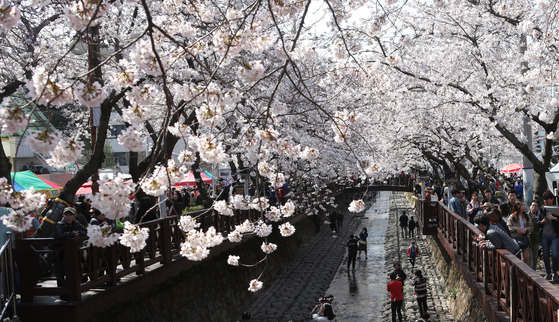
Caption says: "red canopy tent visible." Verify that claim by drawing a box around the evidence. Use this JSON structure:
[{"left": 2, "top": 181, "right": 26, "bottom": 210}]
[
  {"left": 175, "top": 171, "right": 212, "bottom": 187},
  {"left": 500, "top": 163, "right": 523, "bottom": 174}
]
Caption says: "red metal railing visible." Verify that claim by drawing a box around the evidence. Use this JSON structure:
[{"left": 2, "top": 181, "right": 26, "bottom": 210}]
[{"left": 416, "top": 199, "right": 559, "bottom": 321}]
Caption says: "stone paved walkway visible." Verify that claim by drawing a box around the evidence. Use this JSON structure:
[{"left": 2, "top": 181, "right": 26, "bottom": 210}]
[
  {"left": 384, "top": 193, "right": 454, "bottom": 322},
  {"left": 249, "top": 192, "right": 455, "bottom": 321}
]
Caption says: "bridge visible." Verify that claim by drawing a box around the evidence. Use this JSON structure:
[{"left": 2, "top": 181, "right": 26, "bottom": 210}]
[
  {"left": 14, "top": 179, "right": 413, "bottom": 322},
  {"left": 416, "top": 199, "right": 559, "bottom": 321}
]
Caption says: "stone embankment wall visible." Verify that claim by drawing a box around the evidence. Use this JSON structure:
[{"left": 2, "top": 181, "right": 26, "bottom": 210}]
[
  {"left": 93, "top": 195, "right": 351, "bottom": 322},
  {"left": 426, "top": 236, "right": 486, "bottom": 322}
]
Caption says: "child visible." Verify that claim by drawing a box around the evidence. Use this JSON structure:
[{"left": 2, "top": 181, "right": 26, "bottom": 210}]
[
  {"left": 407, "top": 241, "right": 420, "bottom": 269},
  {"left": 387, "top": 272, "right": 403, "bottom": 322}
]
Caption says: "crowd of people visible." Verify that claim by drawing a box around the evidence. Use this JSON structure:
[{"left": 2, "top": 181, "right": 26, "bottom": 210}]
[{"left": 423, "top": 174, "right": 559, "bottom": 280}]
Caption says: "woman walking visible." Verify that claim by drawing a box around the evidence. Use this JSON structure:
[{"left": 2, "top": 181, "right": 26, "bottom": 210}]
[
  {"left": 411, "top": 270, "right": 428, "bottom": 318},
  {"left": 507, "top": 201, "right": 533, "bottom": 265},
  {"left": 358, "top": 227, "right": 368, "bottom": 258}
]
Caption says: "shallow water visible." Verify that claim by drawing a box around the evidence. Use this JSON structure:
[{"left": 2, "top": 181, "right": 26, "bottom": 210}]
[{"left": 324, "top": 191, "right": 391, "bottom": 321}]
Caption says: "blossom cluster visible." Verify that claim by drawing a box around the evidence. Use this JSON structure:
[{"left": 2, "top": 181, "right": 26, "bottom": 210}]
[
  {"left": 0, "top": 98, "right": 29, "bottom": 134},
  {"left": 117, "top": 126, "right": 145, "bottom": 152},
  {"left": 90, "top": 174, "right": 135, "bottom": 220},
  {"left": 180, "top": 226, "right": 223, "bottom": 261},
  {"left": 0, "top": 179, "right": 45, "bottom": 232},
  {"left": 46, "top": 138, "right": 84, "bottom": 168},
  {"left": 87, "top": 223, "right": 120, "bottom": 248},
  {"left": 119, "top": 221, "right": 149, "bottom": 253},
  {"left": 348, "top": 199, "right": 365, "bottom": 213}
]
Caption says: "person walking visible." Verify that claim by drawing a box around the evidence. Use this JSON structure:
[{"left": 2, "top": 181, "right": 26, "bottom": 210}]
[
  {"left": 407, "top": 241, "right": 420, "bottom": 268},
  {"left": 408, "top": 216, "right": 417, "bottom": 239},
  {"left": 411, "top": 270, "right": 428, "bottom": 318},
  {"left": 387, "top": 272, "right": 404, "bottom": 322},
  {"left": 528, "top": 201, "right": 542, "bottom": 270},
  {"left": 507, "top": 201, "right": 533, "bottom": 265},
  {"left": 538, "top": 191, "right": 559, "bottom": 280},
  {"left": 347, "top": 235, "right": 358, "bottom": 270},
  {"left": 358, "top": 227, "right": 368, "bottom": 258},
  {"left": 399, "top": 211, "right": 409, "bottom": 239},
  {"left": 392, "top": 262, "right": 407, "bottom": 283}
]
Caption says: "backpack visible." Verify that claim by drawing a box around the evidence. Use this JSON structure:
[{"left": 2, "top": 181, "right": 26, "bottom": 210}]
[{"left": 409, "top": 246, "right": 416, "bottom": 257}]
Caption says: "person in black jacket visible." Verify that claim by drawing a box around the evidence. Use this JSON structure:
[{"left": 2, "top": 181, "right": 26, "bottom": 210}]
[
  {"left": 53, "top": 207, "right": 87, "bottom": 295},
  {"left": 408, "top": 216, "right": 417, "bottom": 239},
  {"left": 399, "top": 211, "right": 409, "bottom": 239},
  {"left": 392, "top": 262, "right": 407, "bottom": 283},
  {"left": 347, "top": 235, "right": 358, "bottom": 270},
  {"left": 54, "top": 207, "right": 87, "bottom": 239}
]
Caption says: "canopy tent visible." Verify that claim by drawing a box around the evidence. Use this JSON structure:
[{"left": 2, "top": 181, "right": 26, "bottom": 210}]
[
  {"left": 11, "top": 171, "right": 62, "bottom": 198},
  {"left": 500, "top": 163, "right": 523, "bottom": 174},
  {"left": 76, "top": 181, "right": 93, "bottom": 195},
  {"left": 175, "top": 171, "right": 212, "bottom": 187}
]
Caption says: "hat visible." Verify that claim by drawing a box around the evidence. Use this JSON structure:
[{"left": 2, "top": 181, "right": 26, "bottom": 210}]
[
  {"left": 63, "top": 207, "right": 77, "bottom": 215},
  {"left": 482, "top": 202, "right": 493, "bottom": 208}
]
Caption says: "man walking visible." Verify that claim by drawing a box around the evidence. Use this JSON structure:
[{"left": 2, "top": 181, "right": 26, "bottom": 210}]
[
  {"left": 399, "top": 211, "right": 409, "bottom": 239},
  {"left": 347, "top": 235, "right": 358, "bottom": 270}
]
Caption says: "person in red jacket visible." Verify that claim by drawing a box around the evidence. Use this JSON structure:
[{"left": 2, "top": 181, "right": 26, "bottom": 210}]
[{"left": 387, "top": 272, "right": 403, "bottom": 322}]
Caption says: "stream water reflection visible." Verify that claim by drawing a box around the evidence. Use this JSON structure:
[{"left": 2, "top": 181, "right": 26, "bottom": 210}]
[{"left": 324, "top": 191, "right": 391, "bottom": 321}]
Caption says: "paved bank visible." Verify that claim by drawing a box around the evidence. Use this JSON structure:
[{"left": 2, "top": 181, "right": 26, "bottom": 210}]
[
  {"left": 247, "top": 193, "right": 372, "bottom": 321},
  {"left": 383, "top": 193, "right": 454, "bottom": 322}
]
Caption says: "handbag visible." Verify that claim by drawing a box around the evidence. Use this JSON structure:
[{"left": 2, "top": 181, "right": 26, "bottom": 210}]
[
  {"left": 358, "top": 240, "right": 366, "bottom": 245},
  {"left": 515, "top": 235, "right": 530, "bottom": 249}
]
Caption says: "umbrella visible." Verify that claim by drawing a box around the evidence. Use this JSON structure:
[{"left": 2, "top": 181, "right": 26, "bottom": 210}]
[
  {"left": 500, "top": 163, "right": 523, "bottom": 174},
  {"left": 175, "top": 171, "right": 212, "bottom": 186},
  {"left": 551, "top": 163, "right": 559, "bottom": 173}
]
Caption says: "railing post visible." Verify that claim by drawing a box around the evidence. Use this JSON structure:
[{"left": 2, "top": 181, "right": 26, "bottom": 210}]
[
  {"left": 107, "top": 244, "right": 119, "bottom": 286},
  {"left": 17, "top": 240, "right": 34, "bottom": 303},
  {"left": 64, "top": 238, "right": 82, "bottom": 301},
  {"left": 7, "top": 237, "right": 16, "bottom": 318},
  {"left": 160, "top": 218, "right": 173, "bottom": 264},
  {"left": 452, "top": 220, "right": 460, "bottom": 249},
  {"left": 483, "top": 250, "right": 488, "bottom": 294},
  {"left": 510, "top": 265, "right": 517, "bottom": 321},
  {"left": 467, "top": 232, "right": 471, "bottom": 268}
]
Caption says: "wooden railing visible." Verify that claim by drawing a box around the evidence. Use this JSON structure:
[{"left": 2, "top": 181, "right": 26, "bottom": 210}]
[
  {"left": 17, "top": 208, "right": 261, "bottom": 302},
  {"left": 416, "top": 199, "right": 559, "bottom": 321},
  {"left": 17, "top": 181, "right": 412, "bottom": 304}
]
